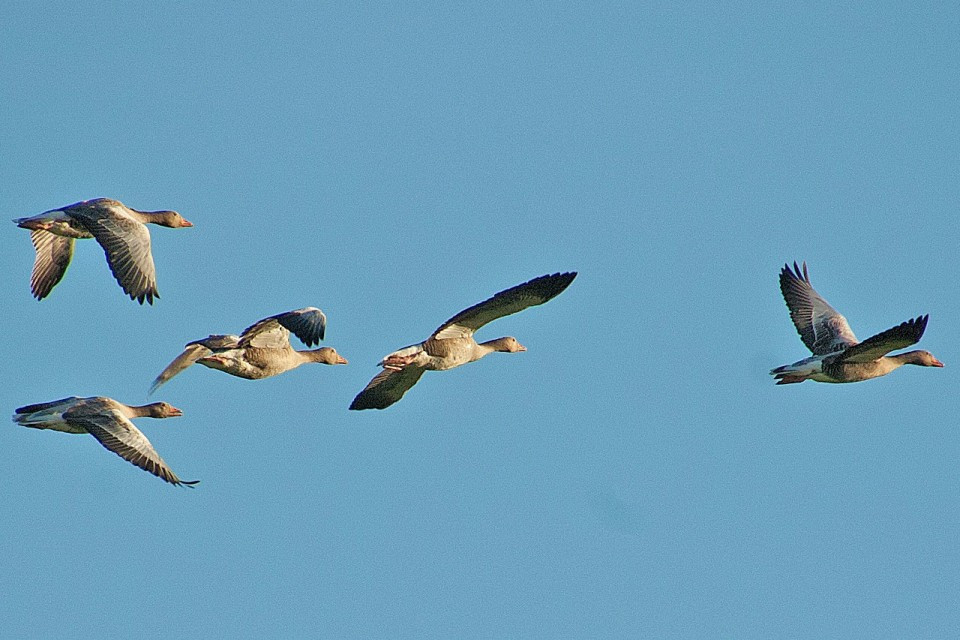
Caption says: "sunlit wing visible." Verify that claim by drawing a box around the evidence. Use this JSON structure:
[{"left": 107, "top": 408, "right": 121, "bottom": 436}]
[
  {"left": 69, "top": 206, "right": 158, "bottom": 304},
  {"left": 779, "top": 262, "right": 858, "bottom": 355},
  {"left": 433, "top": 272, "right": 576, "bottom": 340},
  {"left": 64, "top": 403, "right": 197, "bottom": 486},
  {"left": 239, "top": 307, "right": 327, "bottom": 348},
  {"left": 150, "top": 336, "right": 238, "bottom": 394}
]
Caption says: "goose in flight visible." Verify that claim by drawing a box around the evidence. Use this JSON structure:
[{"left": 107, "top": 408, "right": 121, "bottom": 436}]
[
  {"left": 350, "top": 272, "right": 577, "bottom": 410},
  {"left": 771, "top": 262, "right": 942, "bottom": 384},
  {"left": 13, "top": 396, "right": 197, "bottom": 486},
  {"left": 14, "top": 198, "right": 192, "bottom": 304},
  {"left": 151, "top": 307, "right": 347, "bottom": 392}
]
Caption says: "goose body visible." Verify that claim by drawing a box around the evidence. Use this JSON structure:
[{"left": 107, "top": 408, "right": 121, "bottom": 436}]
[
  {"left": 772, "top": 262, "right": 943, "bottom": 384},
  {"left": 350, "top": 272, "right": 576, "bottom": 410},
  {"left": 13, "top": 396, "right": 197, "bottom": 486},
  {"left": 198, "top": 345, "right": 346, "bottom": 379},
  {"left": 14, "top": 198, "right": 192, "bottom": 303},
  {"left": 151, "top": 308, "right": 346, "bottom": 392}
]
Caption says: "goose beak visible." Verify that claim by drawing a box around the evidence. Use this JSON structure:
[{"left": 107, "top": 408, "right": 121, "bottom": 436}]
[
  {"left": 168, "top": 406, "right": 184, "bottom": 417},
  {"left": 337, "top": 355, "right": 348, "bottom": 365},
  {"left": 933, "top": 359, "right": 945, "bottom": 367},
  {"left": 179, "top": 219, "right": 194, "bottom": 228}
]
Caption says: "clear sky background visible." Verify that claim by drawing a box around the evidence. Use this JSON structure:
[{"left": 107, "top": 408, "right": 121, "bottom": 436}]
[{"left": 2, "top": 2, "right": 958, "bottom": 638}]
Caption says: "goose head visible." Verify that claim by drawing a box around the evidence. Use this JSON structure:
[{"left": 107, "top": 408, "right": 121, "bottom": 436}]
[
  {"left": 489, "top": 336, "right": 526, "bottom": 353},
  {"left": 308, "top": 347, "right": 348, "bottom": 365},
  {"left": 905, "top": 350, "right": 944, "bottom": 367},
  {"left": 144, "top": 402, "right": 184, "bottom": 418}
]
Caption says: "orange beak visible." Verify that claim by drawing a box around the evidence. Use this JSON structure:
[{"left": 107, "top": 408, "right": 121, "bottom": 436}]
[
  {"left": 933, "top": 359, "right": 945, "bottom": 367},
  {"left": 337, "top": 355, "right": 348, "bottom": 364},
  {"left": 169, "top": 406, "right": 184, "bottom": 417},
  {"left": 179, "top": 219, "right": 194, "bottom": 227}
]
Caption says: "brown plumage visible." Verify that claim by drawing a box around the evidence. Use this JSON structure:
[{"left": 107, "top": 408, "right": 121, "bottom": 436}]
[
  {"left": 350, "top": 272, "right": 576, "bottom": 410},
  {"left": 151, "top": 308, "right": 346, "bottom": 392}
]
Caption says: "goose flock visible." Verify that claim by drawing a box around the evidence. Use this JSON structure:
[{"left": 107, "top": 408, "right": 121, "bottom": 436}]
[
  {"left": 12, "top": 198, "right": 579, "bottom": 485},
  {"left": 11, "top": 199, "right": 944, "bottom": 486}
]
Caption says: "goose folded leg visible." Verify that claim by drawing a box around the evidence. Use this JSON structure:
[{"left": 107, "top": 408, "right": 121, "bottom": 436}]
[{"left": 379, "top": 344, "right": 424, "bottom": 371}]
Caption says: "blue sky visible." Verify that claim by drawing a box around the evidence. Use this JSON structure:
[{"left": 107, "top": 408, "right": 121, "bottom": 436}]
[{"left": 2, "top": 2, "right": 959, "bottom": 637}]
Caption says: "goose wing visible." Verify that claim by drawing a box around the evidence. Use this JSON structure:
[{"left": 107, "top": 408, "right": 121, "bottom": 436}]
[
  {"left": 349, "top": 366, "right": 426, "bottom": 410},
  {"left": 67, "top": 205, "right": 158, "bottom": 304},
  {"left": 833, "top": 315, "right": 929, "bottom": 364},
  {"left": 64, "top": 400, "right": 196, "bottom": 486},
  {"left": 433, "top": 272, "right": 577, "bottom": 340},
  {"left": 149, "top": 335, "right": 238, "bottom": 393},
  {"left": 27, "top": 230, "right": 75, "bottom": 300},
  {"left": 239, "top": 307, "right": 327, "bottom": 349},
  {"left": 779, "top": 262, "right": 858, "bottom": 355},
  {"left": 15, "top": 396, "right": 81, "bottom": 416}
]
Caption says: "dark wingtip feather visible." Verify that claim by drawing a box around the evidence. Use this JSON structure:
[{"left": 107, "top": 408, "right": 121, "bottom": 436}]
[
  {"left": 348, "top": 394, "right": 387, "bottom": 410},
  {"left": 781, "top": 260, "right": 808, "bottom": 283},
  {"left": 910, "top": 314, "right": 930, "bottom": 340},
  {"left": 131, "top": 289, "right": 158, "bottom": 305},
  {"left": 273, "top": 308, "right": 327, "bottom": 347},
  {"left": 531, "top": 271, "right": 577, "bottom": 298}
]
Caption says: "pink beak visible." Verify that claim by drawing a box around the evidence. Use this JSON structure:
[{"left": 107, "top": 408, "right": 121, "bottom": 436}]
[{"left": 179, "top": 219, "right": 194, "bottom": 227}]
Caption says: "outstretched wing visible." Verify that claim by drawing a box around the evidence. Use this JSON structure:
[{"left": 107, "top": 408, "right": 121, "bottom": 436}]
[
  {"left": 68, "top": 204, "right": 158, "bottom": 304},
  {"left": 349, "top": 366, "right": 427, "bottom": 410},
  {"left": 28, "top": 230, "right": 74, "bottom": 300},
  {"left": 834, "top": 315, "right": 929, "bottom": 364},
  {"left": 64, "top": 403, "right": 197, "bottom": 486},
  {"left": 149, "top": 335, "right": 238, "bottom": 394},
  {"left": 779, "top": 262, "right": 858, "bottom": 355},
  {"left": 433, "top": 272, "right": 577, "bottom": 340},
  {"left": 239, "top": 307, "right": 327, "bottom": 349}
]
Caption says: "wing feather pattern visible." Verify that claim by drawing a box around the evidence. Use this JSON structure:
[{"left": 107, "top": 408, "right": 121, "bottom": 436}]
[
  {"left": 433, "top": 272, "right": 577, "bottom": 340},
  {"left": 349, "top": 366, "right": 426, "bottom": 410},
  {"left": 779, "top": 262, "right": 858, "bottom": 355},
  {"left": 239, "top": 308, "right": 327, "bottom": 349},
  {"left": 64, "top": 403, "right": 196, "bottom": 486},
  {"left": 150, "top": 337, "right": 239, "bottom": 394},
  {"left": 834, "top": 315, "right": 929, "bottom": 364},
  {"left": 68, "top": 207, "right": 158, "bottom": 304},
  {"left": 28, "top": 230, "right": 74, "bottom": 300}
]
